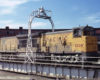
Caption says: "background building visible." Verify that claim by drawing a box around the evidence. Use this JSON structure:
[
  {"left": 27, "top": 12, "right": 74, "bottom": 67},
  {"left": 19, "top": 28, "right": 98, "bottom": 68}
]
[
  {"left": 94, "top": 28, "right": 100, "bottom": 41},
  {"left": 0, "top": 26, "right": 100, "bottom": 40},
  {"left": 0, "top": 26, "right": 70, "bottom": 38}
]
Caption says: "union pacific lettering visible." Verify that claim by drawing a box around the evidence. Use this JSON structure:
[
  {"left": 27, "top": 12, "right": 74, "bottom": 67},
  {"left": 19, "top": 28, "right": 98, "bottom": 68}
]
[
  {"left": 46, "top": 36, "right": 67, "bottom": 42},
  {"left": 6, "top": 40, "right": 18, "bottom": 45}
]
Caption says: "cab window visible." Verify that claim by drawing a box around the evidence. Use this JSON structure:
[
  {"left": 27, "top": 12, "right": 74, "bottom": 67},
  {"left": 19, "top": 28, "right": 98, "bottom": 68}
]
[
  {"left": 83, "top": 30, "right": 94, "bottom": 36},
  {"left": 84, "top": 31, "right": 90, "bottom": 36},
  {"left": 73, "top": 29, "right": 82, "bottom": 37}
]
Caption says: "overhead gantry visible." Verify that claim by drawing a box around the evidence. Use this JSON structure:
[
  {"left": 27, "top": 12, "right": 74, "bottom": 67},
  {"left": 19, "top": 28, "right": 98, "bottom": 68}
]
[{"left": 26, "top": 7, "right": 55, "bottom": 64}]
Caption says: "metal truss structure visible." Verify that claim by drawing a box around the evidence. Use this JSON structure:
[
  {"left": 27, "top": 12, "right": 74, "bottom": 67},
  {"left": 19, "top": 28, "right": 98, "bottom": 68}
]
[{"left": 25, "top": 6, "right": 54, "bottom": 64}]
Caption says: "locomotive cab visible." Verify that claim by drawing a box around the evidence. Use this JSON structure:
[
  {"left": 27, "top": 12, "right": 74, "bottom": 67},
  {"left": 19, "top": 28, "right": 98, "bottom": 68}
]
[
  {"left": 83, "top": 26, "right": 94, "bottom": 36},
  {"left": 73, "top": 25, "right": 98, "bottom": 59},
  {"left": 73, "top": 25, "right": 94, "bottom": 37}
]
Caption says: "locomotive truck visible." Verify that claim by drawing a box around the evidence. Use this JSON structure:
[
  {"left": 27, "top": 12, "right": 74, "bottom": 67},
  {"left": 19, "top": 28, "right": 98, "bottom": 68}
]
[{"left": 0, "top": 25, "right": 99, "bottom": 63}]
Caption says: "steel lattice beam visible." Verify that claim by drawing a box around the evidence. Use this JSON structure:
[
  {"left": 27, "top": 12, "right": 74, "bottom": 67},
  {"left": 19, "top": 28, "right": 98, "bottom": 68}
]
[{"left": 25, "top": 6, "right": 54, "bottom": 64}]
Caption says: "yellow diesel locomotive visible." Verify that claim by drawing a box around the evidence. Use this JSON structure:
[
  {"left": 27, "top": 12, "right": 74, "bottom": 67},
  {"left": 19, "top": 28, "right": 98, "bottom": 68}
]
[{"left": 0, "top": 25, "right": 98, "bottom": 62}]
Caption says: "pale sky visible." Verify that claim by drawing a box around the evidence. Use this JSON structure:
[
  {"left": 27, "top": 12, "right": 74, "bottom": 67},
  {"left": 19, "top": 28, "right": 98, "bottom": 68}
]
[{"left": 0, "top": 0, "right": 100, "bottom": 29}]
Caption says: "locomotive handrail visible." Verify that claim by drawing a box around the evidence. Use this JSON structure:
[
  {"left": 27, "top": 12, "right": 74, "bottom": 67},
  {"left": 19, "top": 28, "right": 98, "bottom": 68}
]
[
  {"left": 0, "top": 57, "right": 100, "bottom": 65},
  {"left": 0, "top": 56, "right": 100, "bottom": 62},
  {"left": 0, "top": 55, "right": 100, "bottom": 58}
]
